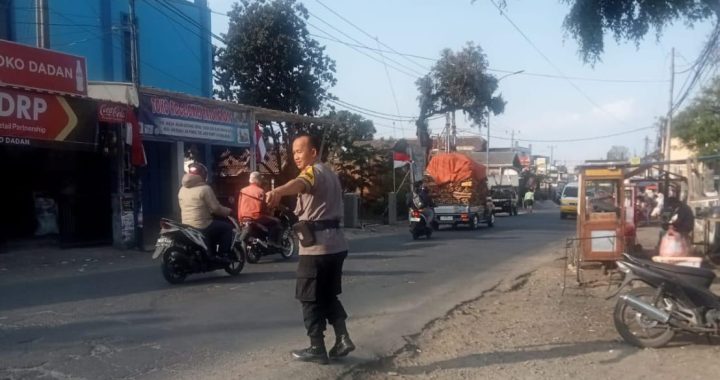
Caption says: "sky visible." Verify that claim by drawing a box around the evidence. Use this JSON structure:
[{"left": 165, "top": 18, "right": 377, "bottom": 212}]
[{"left": 206, "top": 0, "right": 716, "bottom": 167}]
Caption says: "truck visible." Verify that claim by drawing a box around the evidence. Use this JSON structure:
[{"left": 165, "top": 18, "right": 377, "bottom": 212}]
[
  {"left": 491, "top": 185, "right": 519, "bottom": 216},
  {"left": 424, "top": 153, "right": 495, "bottom": 230}
]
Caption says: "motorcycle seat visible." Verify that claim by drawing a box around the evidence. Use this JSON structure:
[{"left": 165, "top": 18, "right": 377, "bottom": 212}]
[
  {"left": 623, "top": 253, "right": 716, "bottom": 283},
  {"left": 161, "top": 218, "right": 203, "bottom": 233}
]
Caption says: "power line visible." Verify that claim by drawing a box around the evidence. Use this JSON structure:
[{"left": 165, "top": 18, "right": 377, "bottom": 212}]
[
  {"left": 314, "top": 0, "right": 429, "bottom": 72},
  {"left": 456, "top": 125, "right": 655, "bottom": 143},
  {"left": 307, "top": 11, "right": 425, "bottom": 77},
  {"left": 487, "top": 0, "right": 636, "bottom": 127},
  {"left": 308, "top": 22, "right": 419, "bottom": 78}
]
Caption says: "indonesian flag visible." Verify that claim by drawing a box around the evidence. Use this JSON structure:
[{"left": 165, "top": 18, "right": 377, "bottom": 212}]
[
  {"left": 255, "top": 123, "right": 267, "bottom": 163},
  {"left": 393, "top": 151, "right": 411, "bottom": 168},
  {"left": 125, "top": 107, "right": 147, "bottom": 167}
]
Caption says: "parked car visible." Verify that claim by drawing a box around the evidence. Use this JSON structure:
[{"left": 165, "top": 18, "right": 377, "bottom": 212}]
[{"left": 491, "top": 186, "right": 519, "bottom": 216}]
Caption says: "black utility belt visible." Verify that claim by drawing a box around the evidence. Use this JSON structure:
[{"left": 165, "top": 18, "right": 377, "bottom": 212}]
[{"left": 292, "top": 220, "right": 340, "bottom": 248}]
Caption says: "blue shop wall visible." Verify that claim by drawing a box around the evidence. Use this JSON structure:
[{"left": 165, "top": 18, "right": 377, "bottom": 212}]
[{"left": 6, "top": 0, "right": 212, "bottom": 98}]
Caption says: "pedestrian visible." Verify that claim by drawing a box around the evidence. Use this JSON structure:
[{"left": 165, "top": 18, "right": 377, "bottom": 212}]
[
  {"left": 524, "top": 188, "right": 535, "bottom": 214},
  {"left": 265, "top": 134, "right": 354, "bottom": 365}
]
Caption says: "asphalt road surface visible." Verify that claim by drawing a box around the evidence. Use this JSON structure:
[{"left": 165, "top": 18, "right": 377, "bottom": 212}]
[{"left": 0, "top": 204, "right": 573, "bottom": 379}]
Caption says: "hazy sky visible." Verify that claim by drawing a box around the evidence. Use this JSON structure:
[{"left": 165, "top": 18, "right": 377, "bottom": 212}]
[{"left": 207, "top": 0, "right": 715, "bottom": 166}]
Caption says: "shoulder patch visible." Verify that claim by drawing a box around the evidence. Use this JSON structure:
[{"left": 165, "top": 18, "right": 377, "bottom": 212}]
[{"left": 298, "top": 165, "right": 316, "bottom": 187}]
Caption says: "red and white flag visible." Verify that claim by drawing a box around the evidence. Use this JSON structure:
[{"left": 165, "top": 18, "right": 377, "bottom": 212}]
[
  {"left": 125, "top": 107, "right": 147, "bottom": 167},
  {"left": 255, "top": 123, "right": 267, "bottom": 163},
  {"left": 393, "top": 151, "right": 411, "bottom": 168}
]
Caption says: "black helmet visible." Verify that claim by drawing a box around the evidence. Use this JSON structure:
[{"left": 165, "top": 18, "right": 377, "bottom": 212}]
[{"left": 188, "top": 162, "right": 208, "bottom": 181}]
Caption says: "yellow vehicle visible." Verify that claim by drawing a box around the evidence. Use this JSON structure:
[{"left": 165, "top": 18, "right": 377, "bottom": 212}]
[{"left": 560, "top": 182, "right": 579, "bottom": 219}]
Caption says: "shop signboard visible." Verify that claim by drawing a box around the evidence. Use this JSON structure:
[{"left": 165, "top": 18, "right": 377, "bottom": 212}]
[
  {"left": 0, "top": 39, "right": 88, "bottom": 96},
  {"left": 536, "top": 157, "right": 547, "bottom": 174},
  {"left": 98, "top": 102, "right": 129, "bottom": 123},
  {"left": 0, "top": 87, "right": 97, "bottom": 148},
  {"left": 139, "top": 92, "right": 252, "bottom": 146}
]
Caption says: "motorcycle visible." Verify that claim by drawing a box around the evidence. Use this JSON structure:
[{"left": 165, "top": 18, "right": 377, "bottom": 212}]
[
  {"left": 152, "top": 217, "right": 245, "bottom": 284},
  {"left": 611, "top": 253, "right": 719, "bottom": 348},
  {"left": 409, "top": 206, "right": 436, "bottom": 240},
  {"left": 241, "top": 205, "right": 298, "bottom": 264}
]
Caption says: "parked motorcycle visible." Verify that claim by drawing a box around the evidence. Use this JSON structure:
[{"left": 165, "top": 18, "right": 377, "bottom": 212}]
[
  {"left": 611, "top": 253, "right": 719, "bottom": 348},
  {"left": 152, "top": 217, "right": 245, "bottom": 284},
  {"left": 409, "top": 207, "right": 436, "bottom": 240},
  {"left": 241, "top": 205, "right": 298, "bottom": 264}
]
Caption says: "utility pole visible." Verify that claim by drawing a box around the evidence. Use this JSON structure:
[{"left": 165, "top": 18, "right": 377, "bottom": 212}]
[
  {"left": 486, "top": 110, "right": 491, "bottom": 168},
  {"left": 129, "top": 0, "right": 140, "bottom": 86},
  {"left": 664, "top": 48, "right": 675, "bottom": 166},
  {"left": 548, "top": 145, "right": 556, "bottom": 167},
  {"left": 451, "top": 111, "right": 456, "bottom": 152},
  {"left": 35, "top": 0, "right": 49, "bottom": 48},
  {"left": 444, "top": 112, "right": 451, "bottom": 152}
]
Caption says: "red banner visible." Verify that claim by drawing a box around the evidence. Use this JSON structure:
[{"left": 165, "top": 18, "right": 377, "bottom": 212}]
[
  {"left": 0, "top": 39, "right": 88, "bottom": 96},
  {"left": 0, "top": 87, "right": 96, "bottom": 147}
]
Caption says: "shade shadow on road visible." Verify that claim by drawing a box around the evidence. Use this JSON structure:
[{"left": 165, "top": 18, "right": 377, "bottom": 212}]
[{"left": 388, "top": 340, "right": 629, "bottom": 375}]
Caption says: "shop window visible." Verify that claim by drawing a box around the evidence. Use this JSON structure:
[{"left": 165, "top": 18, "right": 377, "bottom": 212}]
[
  {"left": 584, "top": 180, "right": 620, "bottom": 220},
  {"left": 0, "top": 0, "right": 10, "bottom": 40}
]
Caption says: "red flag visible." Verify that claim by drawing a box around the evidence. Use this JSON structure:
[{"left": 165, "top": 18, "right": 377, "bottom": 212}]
[
  {"left": 393, "top": 151, "right": 411, "bottom": 168},
  {"left": 126, "top": 107, "right": 146, "bottom": 167}
]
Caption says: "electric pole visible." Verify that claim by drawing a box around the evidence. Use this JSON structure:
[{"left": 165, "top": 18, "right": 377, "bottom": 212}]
[
  {"left": 548, "top": 145, "right": 556, "bottom": 167},
  {"left": 643, "top": 136, "right": 650, "bottom": 158},
  {"left": 451, "top": 111, "right": 456, "bottom": 152},
  {"left": 444, "top": 113, "right": 451, "bottom": 152},
  {"left": 35, "top": 0, "right": 49, "bottom": 48},
  {"left": 129, "top": 0, "right": 140, "bottom": 86},
  {"left": 664, "top": 48, "right": 675, "bottom": 166}
]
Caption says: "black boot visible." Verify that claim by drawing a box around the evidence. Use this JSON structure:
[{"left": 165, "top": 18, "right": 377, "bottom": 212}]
[
  {"left": 291, "top": 345, "right": 329, "bottom": 365},
  {"left": 329, "top": 334, "right": 355, "bottom": 358}
]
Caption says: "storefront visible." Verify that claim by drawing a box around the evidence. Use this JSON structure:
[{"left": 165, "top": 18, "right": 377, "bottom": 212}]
[
  {"left": 0, "top": 40, "right": 117, "bottom": 249},
  {"left": 137, "top": 89, "right": 253, "bottom": 246}
]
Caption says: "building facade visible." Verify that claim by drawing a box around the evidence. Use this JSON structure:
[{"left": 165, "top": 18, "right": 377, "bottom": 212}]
[{"left": 4, "top": 0, "right": 213, "bottom": 97}]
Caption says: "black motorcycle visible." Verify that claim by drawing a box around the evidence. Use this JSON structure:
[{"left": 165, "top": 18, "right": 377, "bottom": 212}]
[
  {"left": 611, "top": 253, "right": 719, "bottom": 348},
  {"left": 241, "top": 205, "right": 298, "bottom": 264},
  {"left": 152, "top": 217, "right": 245, "bottom": 284},
  {"left": 409, "top": 206, "right": 436, "bottom": 240}
]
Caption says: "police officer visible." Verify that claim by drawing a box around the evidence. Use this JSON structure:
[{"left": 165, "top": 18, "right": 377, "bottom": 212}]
[{"left": 265, "top": 134, "right": 354, "bottom": 365}]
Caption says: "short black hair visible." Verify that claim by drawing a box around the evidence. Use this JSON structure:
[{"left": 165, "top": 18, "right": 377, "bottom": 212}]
[{"left": 294, "top": 133, "right": 321, "bottom": 151}]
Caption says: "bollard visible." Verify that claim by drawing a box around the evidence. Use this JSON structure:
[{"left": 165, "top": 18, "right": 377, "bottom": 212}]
[{"left": 388, "top": 192, "right": 397, "bottom": 225}]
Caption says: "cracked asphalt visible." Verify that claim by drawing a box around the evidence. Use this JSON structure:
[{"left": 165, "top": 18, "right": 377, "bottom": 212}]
[{"left": 0, "top": 204, "right": 572, "bottom": 379}]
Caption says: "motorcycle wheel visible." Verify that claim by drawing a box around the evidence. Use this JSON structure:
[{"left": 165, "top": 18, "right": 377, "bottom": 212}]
[
  {"left": 246, "top": 246, "right": 261, "bottom": 264},
  {"left": 225, "top": 246, "right": 245, "bottom": 276},
  {"left": 279, "top": 231, "right": 297, "bottom": 260},
  {"left": 613, "top": 287, "right": 675, "bottom": 348},
  {"left": 161, "top": 249, "right": 187, "bottom": 284}
]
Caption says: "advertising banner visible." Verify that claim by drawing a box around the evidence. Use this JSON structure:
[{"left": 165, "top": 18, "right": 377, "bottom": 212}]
[
  {"left": 139, "top": 92, "right": 252, "bottom": 146},
  {"left": 0, "top": 87, "right": 97, "bottom": 148},
  {"left": 0, "top": 39, "right": 88, "bottom": 96}
]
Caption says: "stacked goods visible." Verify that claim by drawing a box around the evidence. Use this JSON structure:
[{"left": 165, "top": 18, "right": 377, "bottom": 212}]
[{"left": 425, "top": 153, "right": 488, "bottom": 206}]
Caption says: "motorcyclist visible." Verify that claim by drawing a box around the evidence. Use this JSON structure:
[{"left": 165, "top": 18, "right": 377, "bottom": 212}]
[
  {"left": 409, "top": 182, "right": 435, "bottom": 222},
  {"left": 178, "top": 162, "right": 233, "bottom": 263},
  {"left": 238, "top": 171, "right": 281, "bottom": 243},
  {"left": 665, "top": 196, "right": 695, "bottom": 240}
]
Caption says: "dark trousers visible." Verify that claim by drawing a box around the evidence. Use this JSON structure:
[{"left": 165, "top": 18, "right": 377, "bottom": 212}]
[
  {"left": 202, "top": 220, "right": 233, "bottom": 256},
  {"left": 256, "top": 215, "right": 281, "bottom": 241},
  {"left": 296, "top": 251, "right": 349, "bottom": 343}
]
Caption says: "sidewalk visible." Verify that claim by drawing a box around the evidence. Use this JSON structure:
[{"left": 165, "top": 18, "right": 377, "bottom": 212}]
[{"left": 350, "top": 252, "right": 720, "bottom": 379}]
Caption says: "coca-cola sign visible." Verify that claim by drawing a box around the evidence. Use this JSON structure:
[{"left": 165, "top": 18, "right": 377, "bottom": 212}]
[{"left": 98, "top": 102, "right": 127, "bottom": 123}]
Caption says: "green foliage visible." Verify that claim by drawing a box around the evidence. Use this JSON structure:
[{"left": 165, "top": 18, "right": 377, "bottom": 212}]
[
  {"left": 415, "top": 43, "right": 505, "bottom": 147},
  {"left": 561, "top": 0, "right": 718, "bottom": 64},
  {"left": 214, "top": 0, "right": 336, "bottom": 114},
  {"left": 607, "top": 145, "right": 631, "bottom": 161},
  {"left": 674, "top": 77, "right": 720, "bottom": 155}
]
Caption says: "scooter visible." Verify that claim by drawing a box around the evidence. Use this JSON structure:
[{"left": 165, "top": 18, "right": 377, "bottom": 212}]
[
  {"left": 240, "top": 205, "right": 298, "bottom": 263},
  {"left": 409, "top": 206, "right": 436, "bottom": 240},
  {"left": 152, "top": 217, "right": 245, "bottom": 284},
  {"left": 611, "top": 253, "right": 720, "bottom": 348}
]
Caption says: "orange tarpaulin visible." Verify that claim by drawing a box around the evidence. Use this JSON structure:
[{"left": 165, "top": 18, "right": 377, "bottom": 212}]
[{"left": 426, "top": 153, "right": 487, "bottom": 186}]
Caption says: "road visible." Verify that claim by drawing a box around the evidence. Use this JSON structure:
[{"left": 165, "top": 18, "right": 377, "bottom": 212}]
[{"left": 0, "top": 204, "right": 573, "bottom": 380}]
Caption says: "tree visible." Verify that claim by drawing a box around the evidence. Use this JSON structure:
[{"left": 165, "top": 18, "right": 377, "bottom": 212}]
[
  {"left": 607, "top": 145, "right": 631, "bottom": 161},
  {"left": 560, "top": 0, "right": 719, "bottom": 64},
  {"left": 415, "top": 43, "right": 505, "bottom": 152},
  {"left": 214, "top": 0, "right": 336, "bottom": 114},
  {"left": 674, "top": 76, "right": 720, "bottom": 155}
]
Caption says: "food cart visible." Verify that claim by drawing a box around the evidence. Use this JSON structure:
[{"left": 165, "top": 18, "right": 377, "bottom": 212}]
[{"left": 577, "top": 167, "right": 627, "bottom": 263}]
